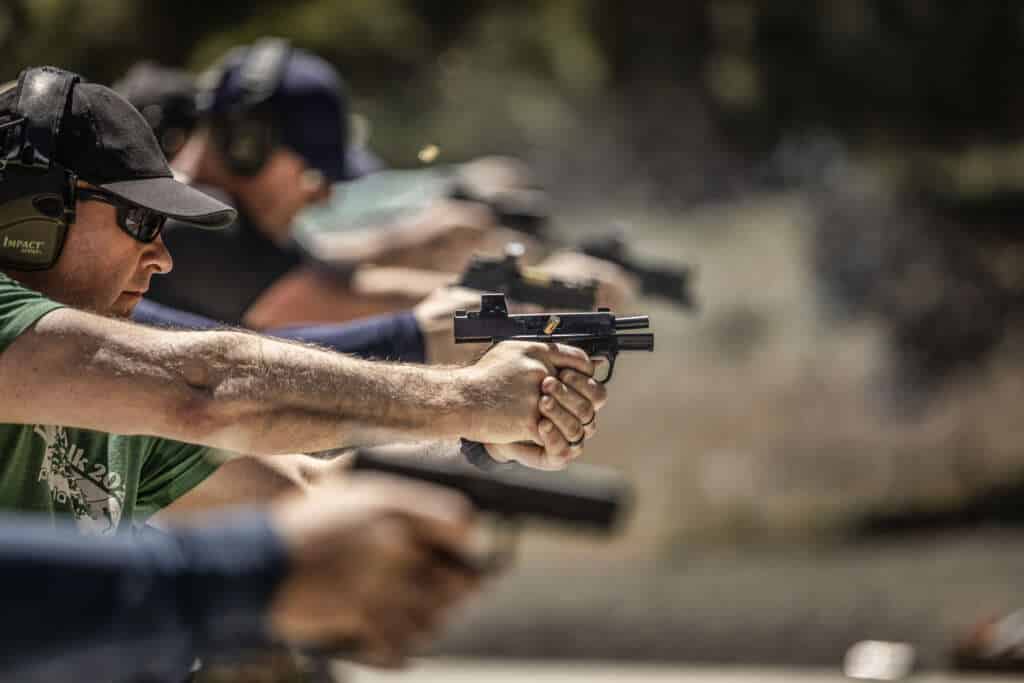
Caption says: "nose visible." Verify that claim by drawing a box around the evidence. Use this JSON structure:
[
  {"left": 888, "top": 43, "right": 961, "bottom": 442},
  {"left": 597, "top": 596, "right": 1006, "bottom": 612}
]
[{"left": 144, "top": 234, "right": 174, "bottom": 275}]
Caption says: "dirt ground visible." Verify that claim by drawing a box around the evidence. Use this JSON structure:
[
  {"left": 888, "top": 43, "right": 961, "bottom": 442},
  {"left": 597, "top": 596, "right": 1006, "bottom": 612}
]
[
  {"left": 430, "top": 528, "right": 1024, "bottom": 669},
  {"left": 542, "top": 192, "right": 1024, "bottom": 554},
  {"left": 413, "top": 193, "right": 1024, "bottom": 668},
  {"left": 346, "top": 658, "right": 1020, "bottom": 683}
]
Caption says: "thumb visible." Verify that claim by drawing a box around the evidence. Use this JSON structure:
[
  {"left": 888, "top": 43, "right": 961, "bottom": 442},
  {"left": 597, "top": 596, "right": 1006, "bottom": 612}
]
[{"left": 485, "top": 443, "right": 570, "bottom": 471}]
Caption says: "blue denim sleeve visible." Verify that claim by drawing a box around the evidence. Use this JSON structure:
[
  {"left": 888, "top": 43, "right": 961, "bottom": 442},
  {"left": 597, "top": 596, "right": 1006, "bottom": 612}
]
[
  {"left": 0, "top": 511, "right": 288, "bottom": 683},
  {"left": 133, "top": 298, "right": 426, "bottom": 363}
]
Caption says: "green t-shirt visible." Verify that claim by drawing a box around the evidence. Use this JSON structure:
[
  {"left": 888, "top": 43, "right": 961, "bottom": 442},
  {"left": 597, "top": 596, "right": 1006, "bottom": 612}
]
[{"left": 0, "top": 272, "right": 219, "bottom": 535}]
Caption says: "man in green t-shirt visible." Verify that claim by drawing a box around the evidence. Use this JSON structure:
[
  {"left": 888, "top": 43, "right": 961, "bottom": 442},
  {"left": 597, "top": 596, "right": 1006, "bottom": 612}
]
[{"left": 0, "top": 67, "right": 607, "bottom": 534}]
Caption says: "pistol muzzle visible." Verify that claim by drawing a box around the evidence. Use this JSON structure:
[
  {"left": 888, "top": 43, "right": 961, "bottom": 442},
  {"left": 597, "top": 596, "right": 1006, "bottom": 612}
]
[
  {"left": 616, "top": 333, "right": 654, "bottom": 351},
  {"left": 615, "top": 315, "right": 649, "bottom": 330}
]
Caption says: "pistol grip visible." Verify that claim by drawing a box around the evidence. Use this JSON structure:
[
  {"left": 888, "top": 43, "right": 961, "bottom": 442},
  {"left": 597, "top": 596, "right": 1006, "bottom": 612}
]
[{"left": 459, "top": 438, "right": 517, "bottom": 472}]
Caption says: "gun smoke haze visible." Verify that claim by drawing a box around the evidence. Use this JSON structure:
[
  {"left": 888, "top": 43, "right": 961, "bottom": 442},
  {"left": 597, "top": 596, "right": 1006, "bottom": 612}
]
[
  {"left": 387, "top": 29, "right": 1024, "bottom": 668},
  {"left": 426, "top": 185, "right": 1024, "bottom": 669},
  {"left": 542, "top": 191, "right": 1024, "bottom": 553},
  {"left": 418, "top": 73, "right": 1024, "bottom": 556}
]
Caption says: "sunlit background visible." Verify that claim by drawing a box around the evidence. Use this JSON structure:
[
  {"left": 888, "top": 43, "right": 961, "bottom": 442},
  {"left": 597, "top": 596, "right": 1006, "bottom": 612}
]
[{"left": 8, "top": 1, "right": 1024, "bottom": 680}]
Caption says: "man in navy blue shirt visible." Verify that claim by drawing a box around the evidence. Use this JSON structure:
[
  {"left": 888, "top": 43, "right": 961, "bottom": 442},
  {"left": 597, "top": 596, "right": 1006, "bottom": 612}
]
[
  {"left": 120, "top": 43, "right": 489, "bottom": 363},
  {"left": 0, "top": 473, "right": 482, "bottom": 682},
  {"left": 144, "top": 40, "right": 494, "bottom": 331}
]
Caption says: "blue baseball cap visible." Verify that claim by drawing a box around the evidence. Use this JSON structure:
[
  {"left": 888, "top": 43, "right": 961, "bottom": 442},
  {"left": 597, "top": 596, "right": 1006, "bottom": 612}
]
[{"left": 202, "top": 45, "right": 357, "bottom": 182}]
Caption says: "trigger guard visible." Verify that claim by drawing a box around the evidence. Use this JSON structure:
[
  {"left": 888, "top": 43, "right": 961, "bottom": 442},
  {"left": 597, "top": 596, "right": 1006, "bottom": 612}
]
[{"left": 593, "top": 354, "right": 616, "bottom": 384}]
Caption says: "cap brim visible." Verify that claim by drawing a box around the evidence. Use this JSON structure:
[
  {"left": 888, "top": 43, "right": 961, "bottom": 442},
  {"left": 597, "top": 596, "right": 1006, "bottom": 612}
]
[{"left": 99, "top": 176, "right": 237, "bottom": 229}]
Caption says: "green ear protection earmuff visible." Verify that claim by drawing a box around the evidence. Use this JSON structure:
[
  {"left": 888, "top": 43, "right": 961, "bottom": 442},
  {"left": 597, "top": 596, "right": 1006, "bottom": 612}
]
[{"left": 0, "top": 67, "right": 79, "bottom": 270}]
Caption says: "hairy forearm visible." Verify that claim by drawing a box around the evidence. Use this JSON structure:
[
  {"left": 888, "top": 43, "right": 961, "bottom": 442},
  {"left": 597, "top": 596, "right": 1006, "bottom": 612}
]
[
  {"left": 195, "top": 331, "right": 470, "bottom": 452},
  {"left": 243, "top": 267, "right": 426, "bottom": 328},
  {"left": 0, "top": 308, "right": 472, "bottom": 454}
]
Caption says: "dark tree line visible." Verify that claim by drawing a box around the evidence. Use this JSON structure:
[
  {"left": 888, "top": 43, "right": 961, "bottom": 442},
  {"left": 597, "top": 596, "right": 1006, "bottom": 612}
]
[{"left": 4, "top": 1, "right": 1024, "bottom": 155}]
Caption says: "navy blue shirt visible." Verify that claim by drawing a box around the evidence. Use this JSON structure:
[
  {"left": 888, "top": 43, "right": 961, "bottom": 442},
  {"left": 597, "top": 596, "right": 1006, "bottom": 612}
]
[
  {"left": 133, "top": 298, "right": 426, "bottom": 364},
  {"left": 0, "top": 511, "right": 287, "bottom": 682},
  {"left": 146, "top": 208, "right": 305, "bottom": 326}
]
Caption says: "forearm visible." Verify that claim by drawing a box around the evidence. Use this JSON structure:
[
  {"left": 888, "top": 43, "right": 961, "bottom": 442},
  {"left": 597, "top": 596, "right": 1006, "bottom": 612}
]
[
  {"left": 349, "top": 265, "right": 454, "bottom": 302},
  {"left": 0, "top": 512, "right": 287, "bottom": 681},
  {"left": 198, "top": 332, "right": 470, "bottom": 452},
  {"left": 243, "top": 267, "right": 426, "bottom": 328},
  {"left": 246, "top": 264, "right": 455, "bottom": 334},
  {"left": 351, "top": 228, "right": 449, "bottom": 269},
  {"left": 157, "top": 442, "right": 491, "bottom": 524},
  {"left": 314, "top": 222, "right": 452, "bottom": 270},
  {"left": 312, "top": 199, "right": 496, "bottom": 272},
  {"left": 1, "top": 308, "right": 473, "bottom": 454},
  {"left": 151, "top": 453, "right": 350, "bottom": 523}
]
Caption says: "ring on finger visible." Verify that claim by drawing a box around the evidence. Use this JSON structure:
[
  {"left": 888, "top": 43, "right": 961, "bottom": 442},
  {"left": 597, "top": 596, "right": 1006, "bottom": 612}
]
[
  {"left": 581, "top": 412, "right": 596, "bottom": 427},
  {"left": 568, "top": 434, "right": 585, "bottom": 447}
]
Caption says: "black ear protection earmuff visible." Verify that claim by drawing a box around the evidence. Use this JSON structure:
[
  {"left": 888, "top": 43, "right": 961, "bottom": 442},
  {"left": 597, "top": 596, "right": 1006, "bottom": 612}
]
[
  {"left": 197, "top": 38, "right": 292, "bottom": 177},
  {"left": 0, "top": 67, "right": 79, "bottom": 271}
]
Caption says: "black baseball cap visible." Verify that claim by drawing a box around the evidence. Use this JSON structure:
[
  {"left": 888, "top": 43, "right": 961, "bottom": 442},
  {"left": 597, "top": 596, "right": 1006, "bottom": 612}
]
[
  {"left": 203, "top": 46, "right": 363, "bottom": 182},
  {"left": 0, "top": 68, "right": 236, "bottom": 228}
]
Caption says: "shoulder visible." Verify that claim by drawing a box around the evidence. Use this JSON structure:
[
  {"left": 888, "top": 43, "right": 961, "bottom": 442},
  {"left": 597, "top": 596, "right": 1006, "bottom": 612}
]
[{"left": 0, "top": 272, "right": 65, "bottom": 354}]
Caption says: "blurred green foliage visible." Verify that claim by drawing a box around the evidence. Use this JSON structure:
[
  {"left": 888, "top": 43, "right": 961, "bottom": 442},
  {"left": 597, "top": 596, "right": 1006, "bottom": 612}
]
[{"left": 3, "top": 1, "right": 1024, "bottom": 165}]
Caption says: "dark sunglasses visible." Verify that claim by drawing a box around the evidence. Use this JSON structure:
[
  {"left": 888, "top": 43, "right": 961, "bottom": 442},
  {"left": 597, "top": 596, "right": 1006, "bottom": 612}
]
[{"left": 77, "top": 188, "right": 168, "bottom": 243}]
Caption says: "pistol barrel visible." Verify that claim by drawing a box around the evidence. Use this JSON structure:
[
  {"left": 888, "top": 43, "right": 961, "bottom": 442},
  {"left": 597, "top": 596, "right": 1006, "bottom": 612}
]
[
  {"left": 616, "top": 333, "right": 655, "bottom": 351},
  {"left": 351, "top": 449, "right": 629, "bottom": 531},
  {"left": 615, "top": 315, "right": 649, "bottom": 330}
]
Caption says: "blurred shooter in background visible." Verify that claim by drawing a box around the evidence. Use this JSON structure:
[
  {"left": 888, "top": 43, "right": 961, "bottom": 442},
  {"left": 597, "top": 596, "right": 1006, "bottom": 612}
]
[
  {"left": 140, "top": 39, "right": 505, "bottom": 330},
  {"left": 115, "top": 48, "right": 485, "bottom": 364},
  {"left": 128, "top": 40, "right": 636, "bottom": 335}
]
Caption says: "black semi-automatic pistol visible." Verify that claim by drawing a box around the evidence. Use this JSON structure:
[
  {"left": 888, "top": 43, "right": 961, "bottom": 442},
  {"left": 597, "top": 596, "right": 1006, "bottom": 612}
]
[
  {"left": 457, "top": 243, "right": 598, "bottom": 310},
  {"left": 454, "top": 293, "right": 653, "bottom": 469},
  {"left": 578, "top": 234, "right": 696, "bottom": 310},
  {"left": 350, "top": 447, "right": 629, "bottom": 535},
  {"left": 455, "top": 293, "right": 653, "bottom": 383},
  {"left": 299, "top": 446, "right": 630, "bottom": 663}
]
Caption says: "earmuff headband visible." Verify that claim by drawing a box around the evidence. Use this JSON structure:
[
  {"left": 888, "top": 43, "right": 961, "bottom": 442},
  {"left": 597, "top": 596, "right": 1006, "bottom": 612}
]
[
  {"left": 0, "top": 67, "right": 79, "bottom": 271},
  {"left": 12, "top": 67, "right": 79, "bottom": 170}
]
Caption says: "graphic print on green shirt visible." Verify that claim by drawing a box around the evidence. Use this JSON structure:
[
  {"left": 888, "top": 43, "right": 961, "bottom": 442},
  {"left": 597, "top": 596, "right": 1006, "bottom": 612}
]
[
  {"left": 0, "top": 272, "right": 221, "bottom": 533},
  {"left": 35, "top": 424, "right": 126, "bottom": 533}
]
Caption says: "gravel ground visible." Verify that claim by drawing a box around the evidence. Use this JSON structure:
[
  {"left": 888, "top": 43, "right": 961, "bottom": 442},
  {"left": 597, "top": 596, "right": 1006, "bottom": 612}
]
[
  {"left": 396, "top": 197, "right": 1024, "bottom": 673},
  {"left": 428, "top": 529, "right": 1024, "bottom": 670},
  {"left": 347, "top": 658, "right": 1021, "bottom": 683}
]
